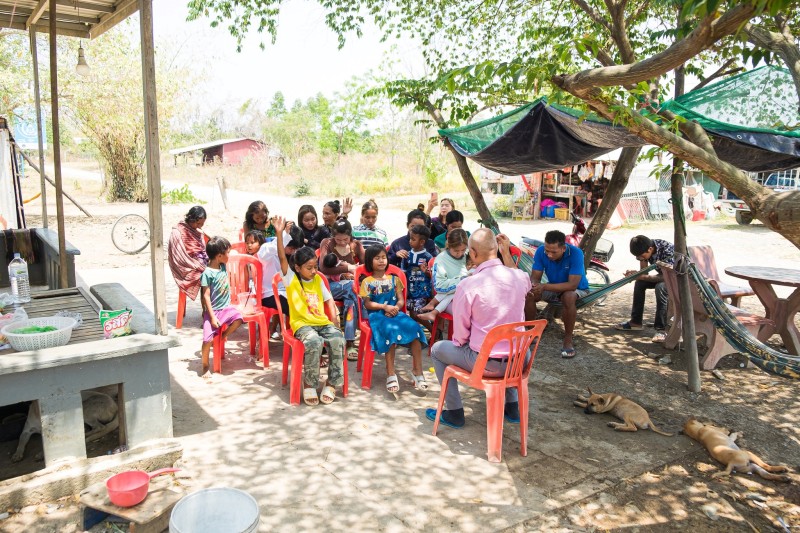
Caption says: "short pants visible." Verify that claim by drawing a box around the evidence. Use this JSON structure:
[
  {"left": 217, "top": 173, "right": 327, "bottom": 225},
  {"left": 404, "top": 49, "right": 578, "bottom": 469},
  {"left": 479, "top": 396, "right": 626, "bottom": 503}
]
[
  {"left": 202, "top": 305, "right": 243, "bottom": 343},
  {"left": 540, "top": 288, "right": 591, "bottom": 303}
]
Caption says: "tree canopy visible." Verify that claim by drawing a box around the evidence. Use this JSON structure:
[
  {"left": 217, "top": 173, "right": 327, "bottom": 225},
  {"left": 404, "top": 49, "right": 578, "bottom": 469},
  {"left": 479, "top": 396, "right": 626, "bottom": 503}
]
[{"left": 189, "top": 0, "right": 800, "bottom": 245}]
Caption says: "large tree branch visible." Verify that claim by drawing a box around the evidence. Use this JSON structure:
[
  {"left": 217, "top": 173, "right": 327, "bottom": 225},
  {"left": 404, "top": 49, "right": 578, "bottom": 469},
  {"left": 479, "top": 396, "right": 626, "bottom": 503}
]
[
  {"left": 571, "top": 0, "right": 611, "bottom": 32},
  {"left": 560, "top": 3, "right": 755, "bottom": 92},
  {"left": 743, "top": 22, "right": 800, "bottom": 109}
]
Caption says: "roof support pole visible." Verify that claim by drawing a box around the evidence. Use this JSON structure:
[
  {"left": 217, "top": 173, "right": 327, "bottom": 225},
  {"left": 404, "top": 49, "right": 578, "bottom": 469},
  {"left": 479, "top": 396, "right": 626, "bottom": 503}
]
[
  {"left": 48, "top": 0, "right": 68, "bottom": 289},
  {"left": 138, "top": 0, "right": 167, "bottom": 335},
  {"left": 28, "top": 28, "right": 48, "bottom": 229}
]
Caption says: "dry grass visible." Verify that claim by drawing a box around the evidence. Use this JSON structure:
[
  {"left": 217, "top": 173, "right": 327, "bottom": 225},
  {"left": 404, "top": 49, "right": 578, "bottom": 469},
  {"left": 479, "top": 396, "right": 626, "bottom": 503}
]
[{"left": 160, "top": 149, "right": 468, "bottom": 200}]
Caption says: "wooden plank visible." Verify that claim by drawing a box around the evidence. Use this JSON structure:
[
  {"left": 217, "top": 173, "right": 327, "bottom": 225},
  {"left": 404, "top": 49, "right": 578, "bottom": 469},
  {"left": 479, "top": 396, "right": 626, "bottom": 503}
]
[
  {"left": 139, "top": 0, "right": 166, "bottom": 336},
  {"left": 26, "top": 0, "right": 48, "bottom": 28},
  {"left": 79, "top": 474, "right": 186, "bottom": 525},
  {"left": 29, "top": 28, "right": 48, "bottom": 229},
  {"left": 90, "top": 0, "right": 137, "bottom": 39}
]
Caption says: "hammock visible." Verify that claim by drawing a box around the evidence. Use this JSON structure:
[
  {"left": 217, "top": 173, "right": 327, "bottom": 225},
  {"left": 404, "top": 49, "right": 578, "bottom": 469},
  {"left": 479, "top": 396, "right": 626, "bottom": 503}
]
[
  {"left": 687, "top": 263, "right": 800, "bottom": 379},
  {"left": 516, "top": 246, "right": 657, "bottom": 309}
]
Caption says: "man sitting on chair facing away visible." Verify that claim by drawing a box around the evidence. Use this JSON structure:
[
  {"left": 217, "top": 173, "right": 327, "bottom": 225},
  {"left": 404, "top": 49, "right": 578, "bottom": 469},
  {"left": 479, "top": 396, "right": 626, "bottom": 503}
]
[
  {"left": 425, "top": 228, "right": 531, "bottom": 429},
  {"left": 526, "top": 230, "right": 590, "bottom": 359}
]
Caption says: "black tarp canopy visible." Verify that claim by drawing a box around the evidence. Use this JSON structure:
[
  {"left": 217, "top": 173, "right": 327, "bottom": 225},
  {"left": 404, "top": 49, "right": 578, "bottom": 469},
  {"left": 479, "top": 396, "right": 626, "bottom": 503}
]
[{"left": 439, "top": 66, "right": 800, "bottom": 174}]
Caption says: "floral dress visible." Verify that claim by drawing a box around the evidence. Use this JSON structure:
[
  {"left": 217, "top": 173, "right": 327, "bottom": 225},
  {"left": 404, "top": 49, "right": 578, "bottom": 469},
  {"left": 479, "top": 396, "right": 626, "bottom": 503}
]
[{"left": 359, "top": 274, "right": 429, "bottom": 354}]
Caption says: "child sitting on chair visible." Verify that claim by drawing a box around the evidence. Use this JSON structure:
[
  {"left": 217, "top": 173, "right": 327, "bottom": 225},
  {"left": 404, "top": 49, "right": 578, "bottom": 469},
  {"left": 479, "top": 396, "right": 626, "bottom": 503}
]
[
  {"left": 359, "top": 245, "right": 429, "bottom": 393},
  {"left": 417, "top": 229, "right": 470, "bottom": 324},
  {"left": 275, "top": 216, "right": 345, "bottom": 406},
  {"left": 200, "top": 236, "right": 244, "bottom": 378}
]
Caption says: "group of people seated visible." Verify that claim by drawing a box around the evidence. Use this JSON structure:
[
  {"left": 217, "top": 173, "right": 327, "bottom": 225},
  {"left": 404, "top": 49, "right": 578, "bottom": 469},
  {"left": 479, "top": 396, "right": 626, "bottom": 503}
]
[{"left": 167, "top": 196, "right": 674, "bottom": 418}]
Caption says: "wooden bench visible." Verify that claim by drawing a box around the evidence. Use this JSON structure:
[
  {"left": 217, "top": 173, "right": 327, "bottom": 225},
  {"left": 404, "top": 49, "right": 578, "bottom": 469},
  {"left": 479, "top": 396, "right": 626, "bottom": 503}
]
[{"left": 661, "top": 262, "right": 773, "bottom": 370}]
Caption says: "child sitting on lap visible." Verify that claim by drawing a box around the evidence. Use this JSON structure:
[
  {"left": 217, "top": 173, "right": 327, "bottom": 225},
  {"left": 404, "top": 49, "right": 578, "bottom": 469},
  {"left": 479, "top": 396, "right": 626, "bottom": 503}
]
[
  {"left": 359, "top": 245, "right": 429, "bottom": 393},
  {"left": 200, "top": 236, "right": 244, "bottom": 378},
  {"left": 417, "top": 229, "right": 470, "bottom": 324},
  {"left": 399, "top": 224, "right": 434, "bottom": 317},
  {"left": 322, "top": 253, "right": 343, "bottom": 282},
  {"left": 274, "top": 216, "right": 345, "bottom": 406}
]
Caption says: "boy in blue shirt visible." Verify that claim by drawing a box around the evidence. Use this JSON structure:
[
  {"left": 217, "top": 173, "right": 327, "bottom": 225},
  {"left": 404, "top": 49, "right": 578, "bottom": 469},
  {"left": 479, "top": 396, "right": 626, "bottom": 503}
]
[
  {"left": 400, "top": 224, "right": 434, "bottom": 318},
  {"left": 528, "top": 230, "right": 589, "bottom": 359},
  {"left": 388, "top": 209, "right": 438, "bottom": 266}
]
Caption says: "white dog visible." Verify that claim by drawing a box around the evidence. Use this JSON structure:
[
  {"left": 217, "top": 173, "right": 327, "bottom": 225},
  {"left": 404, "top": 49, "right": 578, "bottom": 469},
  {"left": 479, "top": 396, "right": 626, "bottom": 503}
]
[{"left": 12, "top": 390, "right": 119, "bottom": 462}]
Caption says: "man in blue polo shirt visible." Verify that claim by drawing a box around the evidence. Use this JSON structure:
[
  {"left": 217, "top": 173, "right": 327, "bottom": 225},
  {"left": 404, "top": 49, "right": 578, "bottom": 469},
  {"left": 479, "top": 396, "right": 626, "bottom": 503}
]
[{"left": 528, "top": 230, "right": 589, "bottom": 359}]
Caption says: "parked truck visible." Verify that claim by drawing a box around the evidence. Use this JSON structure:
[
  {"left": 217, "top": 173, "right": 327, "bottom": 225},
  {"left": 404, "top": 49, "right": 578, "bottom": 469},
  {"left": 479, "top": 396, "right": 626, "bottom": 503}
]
[{"left": 721, "top": 169, "right": 799, "bottom": 224}]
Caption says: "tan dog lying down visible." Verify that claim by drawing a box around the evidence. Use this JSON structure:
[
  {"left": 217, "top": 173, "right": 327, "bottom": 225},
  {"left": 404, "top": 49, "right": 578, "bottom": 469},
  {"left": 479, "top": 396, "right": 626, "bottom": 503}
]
[
  {"left": 683, "top": 417, "right": 791, "bottom": 482},
  {"left": 574, "top": 388, "right": 673, "bottom": 436}
]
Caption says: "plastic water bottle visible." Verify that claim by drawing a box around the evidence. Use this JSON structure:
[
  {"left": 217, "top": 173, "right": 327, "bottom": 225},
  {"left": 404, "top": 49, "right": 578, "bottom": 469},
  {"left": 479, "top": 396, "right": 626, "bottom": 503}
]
[{"left": 8, "top": 253, "right": 31, "bottom": 303}]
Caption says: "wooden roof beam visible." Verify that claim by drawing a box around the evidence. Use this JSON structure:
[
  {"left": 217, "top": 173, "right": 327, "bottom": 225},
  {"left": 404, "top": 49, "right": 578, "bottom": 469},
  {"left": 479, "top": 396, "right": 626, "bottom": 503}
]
[
  {"left": 26, "top": 0, "right": 48, "bottom": 28},
  {"left": 90, "top": 0, "right": 136, "bottom": 39},
  {"left": 56, "top": 0, "right": 115, "bottom": 14}
]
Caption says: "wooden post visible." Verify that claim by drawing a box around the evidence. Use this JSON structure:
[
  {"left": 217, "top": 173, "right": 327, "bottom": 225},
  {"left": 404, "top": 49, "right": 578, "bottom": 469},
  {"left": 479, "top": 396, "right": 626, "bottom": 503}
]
[
  {"left": 48, "top": 0, "right": 68, "bottom": 289},
  {"left": 29, "top": 28, "right": 48, "bottom": 229},
  {"left": 138, "top": 0, "right": 167, "bottom": 335},
  {"left": 216, "top": 175, "right": 229, "bottom": 211}
]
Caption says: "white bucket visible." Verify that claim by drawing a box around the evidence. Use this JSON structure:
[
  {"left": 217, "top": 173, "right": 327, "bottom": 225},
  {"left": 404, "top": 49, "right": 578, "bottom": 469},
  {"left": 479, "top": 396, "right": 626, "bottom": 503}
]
[{"left": 170, "top": 488, "right": 259, "bottom": 533}]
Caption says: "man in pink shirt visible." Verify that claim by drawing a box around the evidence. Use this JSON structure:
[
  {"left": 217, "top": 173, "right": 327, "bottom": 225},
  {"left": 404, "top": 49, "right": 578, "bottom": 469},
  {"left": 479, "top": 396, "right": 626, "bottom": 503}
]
[{"left": 426, "top": 229, "right": 532, "bottom": 429}]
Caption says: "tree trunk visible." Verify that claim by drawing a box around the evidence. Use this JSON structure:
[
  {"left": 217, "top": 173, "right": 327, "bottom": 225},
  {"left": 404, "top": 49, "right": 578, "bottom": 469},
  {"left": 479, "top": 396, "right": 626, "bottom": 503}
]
[
  {"left": 579, "top": 146, "right": 640, "bottom": 269},
  {"left": 673, "top": 60, "right": 701, "bottom": 392},
  {"left": 442, "top": 138, "right": 498, "bottom": 231},
  {"left": 744, "top": 22, "right": 800, "bottom": 110}
]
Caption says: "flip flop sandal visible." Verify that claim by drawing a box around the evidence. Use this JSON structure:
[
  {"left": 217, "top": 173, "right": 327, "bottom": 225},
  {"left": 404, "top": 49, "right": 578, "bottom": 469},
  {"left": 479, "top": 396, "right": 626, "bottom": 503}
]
[
  {"left": 411, "top": 374, "right": 428, "bottom": 391},
  {"left": 614, "top": 321, "right": 643, "bottom": 331},
  {"left": 386, "top": 375, "right": 400, "bottom": 393},
  {"left": 347, "top": 347, "right": 359, "bottom": 361},
  {"left": 303, "top": 387, "right": 319, "bottom": 406},
  {"left": 320, "top": 385, "right": 336, "bottom": 405},
  {"left": 561, "top": 348, "right": 576, "bottom": 359},
  {"left": 651, "top": 332, "right": 667, "bottom": 343}
]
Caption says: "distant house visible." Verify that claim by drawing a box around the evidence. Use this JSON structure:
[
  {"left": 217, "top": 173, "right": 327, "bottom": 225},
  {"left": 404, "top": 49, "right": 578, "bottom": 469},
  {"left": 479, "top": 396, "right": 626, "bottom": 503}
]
[{"left": 169, "top": 138, "right": 284, "bottom": 166}]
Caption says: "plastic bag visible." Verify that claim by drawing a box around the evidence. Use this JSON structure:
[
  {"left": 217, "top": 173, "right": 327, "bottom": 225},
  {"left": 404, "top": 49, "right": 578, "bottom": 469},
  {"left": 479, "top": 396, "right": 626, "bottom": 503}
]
[{"left": 99, "top": 308, "right": 133, "bottom": 339}]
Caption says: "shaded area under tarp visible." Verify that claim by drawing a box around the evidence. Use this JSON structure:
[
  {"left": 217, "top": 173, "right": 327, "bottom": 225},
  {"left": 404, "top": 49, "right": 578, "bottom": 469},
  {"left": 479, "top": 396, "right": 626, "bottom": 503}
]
[{"left": 439, "top": 67, "right": 800, "bottom": 174}]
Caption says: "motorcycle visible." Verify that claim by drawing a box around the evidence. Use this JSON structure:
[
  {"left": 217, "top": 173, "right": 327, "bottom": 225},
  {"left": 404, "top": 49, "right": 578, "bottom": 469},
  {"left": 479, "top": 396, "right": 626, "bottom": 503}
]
[{"left": 520, "top": 212, "right": 613, "bottom": 303}]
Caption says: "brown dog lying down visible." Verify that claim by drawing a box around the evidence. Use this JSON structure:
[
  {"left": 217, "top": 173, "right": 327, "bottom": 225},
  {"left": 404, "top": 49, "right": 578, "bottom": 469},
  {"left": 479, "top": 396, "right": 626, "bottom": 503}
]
[
  {"left": 11, "top": 390, "right": 118, "bottom": 463},
  {"left": 574, "top": 388, "right": 673, "bottom": 436},
  {"left": 683, "top": 417, "right": 791, "bottom": 482}
]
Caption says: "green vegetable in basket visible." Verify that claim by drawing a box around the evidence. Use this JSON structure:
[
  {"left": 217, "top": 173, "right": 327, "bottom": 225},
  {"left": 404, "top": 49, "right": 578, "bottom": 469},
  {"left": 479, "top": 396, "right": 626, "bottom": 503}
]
[{"left": 12, "top": 325, "right": 58, "bottom": 334}]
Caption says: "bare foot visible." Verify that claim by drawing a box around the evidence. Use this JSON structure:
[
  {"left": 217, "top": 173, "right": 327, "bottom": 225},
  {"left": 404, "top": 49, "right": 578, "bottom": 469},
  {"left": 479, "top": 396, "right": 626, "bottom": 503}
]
[
  {"left": 419, "top": 303, "right": 435, "bottom": 313},
  {"left": 417, "top": 310, "right": 438, "bottom": 323}
]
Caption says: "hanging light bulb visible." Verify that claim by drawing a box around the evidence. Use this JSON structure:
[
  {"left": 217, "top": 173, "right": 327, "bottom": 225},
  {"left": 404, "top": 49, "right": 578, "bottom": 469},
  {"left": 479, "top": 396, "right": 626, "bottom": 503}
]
[
  {"left": 76, "top": 42, "right": 91, "bottom": 76},
  {"left": 74, "top": 1, "right": 90, "bottom": 76}
]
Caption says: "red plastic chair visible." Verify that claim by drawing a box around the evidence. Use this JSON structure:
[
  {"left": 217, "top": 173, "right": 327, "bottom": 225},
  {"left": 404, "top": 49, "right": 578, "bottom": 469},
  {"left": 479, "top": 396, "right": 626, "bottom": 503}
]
[
  {"left": 271, "top": 273, "right": 349, "bottom": 405},
  {"left": 432, "top": 319, "right": 547, "bottom": 463},
  {"left": 238, "top": 228, "right": 245, "bottom": 241},
  {"left": 352, "top": 264, "right": 407, "bottom": 390},
  {"left": 427, "top": 257, "right": 454, "bottom": 353},
  {"left": 231, "top": 241, "right": 247, "bottom": 254},
  {"left": 226, "top": 255, "right": 274, "bottom": 366}
]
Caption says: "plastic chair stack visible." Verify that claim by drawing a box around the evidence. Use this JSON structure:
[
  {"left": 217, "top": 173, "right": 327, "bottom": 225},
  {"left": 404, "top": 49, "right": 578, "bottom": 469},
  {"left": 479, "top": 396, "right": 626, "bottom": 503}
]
[
  {"left": 351, "top": 264, "right": 407, "bottom": 389},
  {"left": 227, "top": 255, "right": 275, "bottom": 366},
  {"left": 431, "top": 320, "right": 547, "bottom": 463},
  {"left": 271, "top": 273, "right": 349, "bottom": 405}
]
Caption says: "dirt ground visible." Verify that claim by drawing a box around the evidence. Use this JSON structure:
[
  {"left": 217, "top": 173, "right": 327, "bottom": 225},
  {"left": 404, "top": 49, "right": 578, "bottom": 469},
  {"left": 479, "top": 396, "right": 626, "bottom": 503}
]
[{"left": 1, "top": 168, "right": 799, "bottom": 532}]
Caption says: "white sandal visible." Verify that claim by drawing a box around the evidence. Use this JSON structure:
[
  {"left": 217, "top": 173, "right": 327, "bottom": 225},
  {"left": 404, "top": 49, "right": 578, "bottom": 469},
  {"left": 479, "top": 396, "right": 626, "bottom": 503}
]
[
  {"left": 386, "top": 375, "right": 400, "bottom": 393},
  {"left": 411, "top": 374, "right": 428, "bottom": 391},
  {"left": 320, "top": 385, "right": 336, "bottom": 405},
  {"left": 303, "top": 387, "right": 319, "bottom": 406}
]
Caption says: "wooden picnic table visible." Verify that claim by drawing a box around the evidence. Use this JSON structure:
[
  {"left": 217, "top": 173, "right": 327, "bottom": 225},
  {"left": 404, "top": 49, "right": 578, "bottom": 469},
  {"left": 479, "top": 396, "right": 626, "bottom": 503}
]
[
  {"left": 4, "top": 287, "right": 103, "bottom": 348},
  {"left": 725, "top": 266, "right": 800, "bottom": 355}
]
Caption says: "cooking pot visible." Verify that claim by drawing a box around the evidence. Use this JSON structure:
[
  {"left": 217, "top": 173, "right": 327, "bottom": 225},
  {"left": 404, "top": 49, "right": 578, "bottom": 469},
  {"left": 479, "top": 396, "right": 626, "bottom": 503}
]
[{"left": 106, "top": 467, "right": 180, "bottom": 507}]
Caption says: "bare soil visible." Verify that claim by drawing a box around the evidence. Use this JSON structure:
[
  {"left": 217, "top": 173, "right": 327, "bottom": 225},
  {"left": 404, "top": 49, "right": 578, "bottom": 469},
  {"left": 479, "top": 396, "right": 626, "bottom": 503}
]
[{"left": 2, "top": 168, "right": 799, "bottom": 532}]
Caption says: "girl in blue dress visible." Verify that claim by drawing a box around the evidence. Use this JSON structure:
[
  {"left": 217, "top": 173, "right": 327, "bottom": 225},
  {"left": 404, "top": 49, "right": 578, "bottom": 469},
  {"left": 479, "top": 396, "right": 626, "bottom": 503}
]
[{"left": 359, "top": 245, "right": 429, "bottom": 393}]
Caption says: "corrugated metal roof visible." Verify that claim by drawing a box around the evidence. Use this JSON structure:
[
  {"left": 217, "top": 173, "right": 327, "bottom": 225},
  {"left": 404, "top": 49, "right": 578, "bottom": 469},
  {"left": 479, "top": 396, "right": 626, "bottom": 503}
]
[
  {"left": 0, "top": 0, "right": 137, "bottom": 39},
  {"left": 169, "top": 138, "right": 265, "bottom": 155}
]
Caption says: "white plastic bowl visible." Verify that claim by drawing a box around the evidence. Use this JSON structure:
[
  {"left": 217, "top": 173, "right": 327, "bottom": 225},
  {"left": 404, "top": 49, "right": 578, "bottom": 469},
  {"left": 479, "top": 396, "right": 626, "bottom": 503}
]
[{"left": 1, "top": 316, "right": 77, "bottom": 351}]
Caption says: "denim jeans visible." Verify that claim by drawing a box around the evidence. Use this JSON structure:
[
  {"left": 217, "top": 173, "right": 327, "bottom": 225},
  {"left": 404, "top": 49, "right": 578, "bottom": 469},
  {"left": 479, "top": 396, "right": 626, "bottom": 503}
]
[
  {"left": 631, "top": 279, "right": 668, "bottom": 330},
  {"left": 328, "top": 280, "right": 358, "bottom": 341}
]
